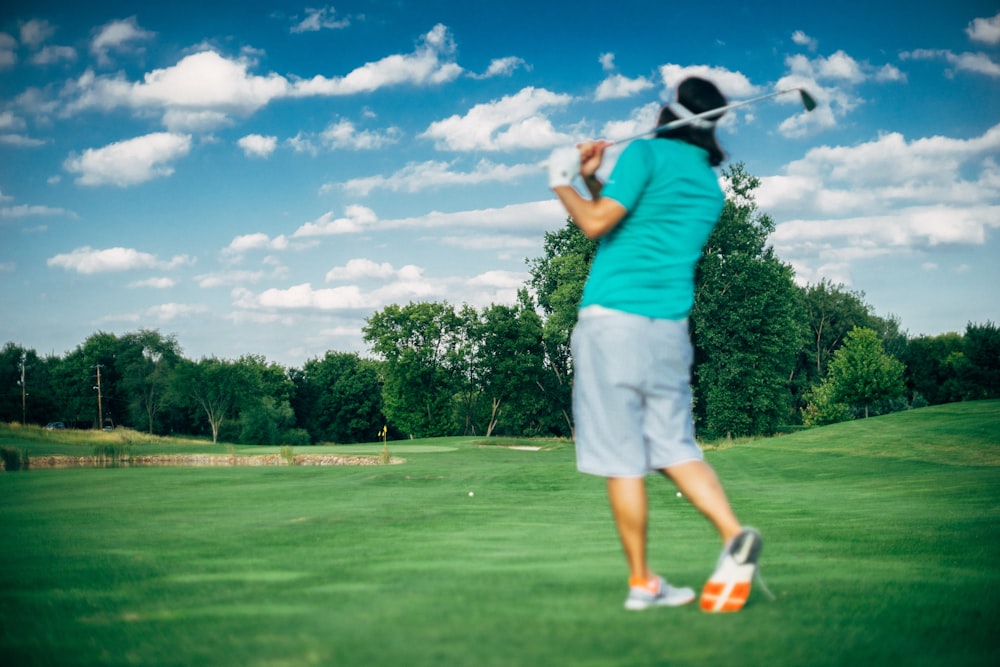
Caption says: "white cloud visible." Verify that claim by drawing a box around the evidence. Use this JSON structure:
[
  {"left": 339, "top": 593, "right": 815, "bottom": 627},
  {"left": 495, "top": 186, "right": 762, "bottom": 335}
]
[
  {"left": 660, "top": 64, "right": 759, "bottom": 100},
  {"left": 599, "top": 53, "right": 615, "bottom": 71},
  {"left": 196, "top": 265, "right": 289, "bottom": 288},
  {"left": 63, "top": 132, "right": 192, "bottom": 186},
  {"left": 325, "top": 258, "right": 396, "bottom": 282},
  {"left": 31, "top": 45, "right": 77, "bottom": 65},
  {"left": 47, "top": 246, "right": 193, "bottom": 274},
  {"left": 339, "top": 158, "right": 537, "bottom": 196},
  {"left": 600, "top": 101, "right": 660, "bottom": 143},
  {"left": 224, "top": 232, "right": 290, "bottom": 255},
  {"left": 0, "top": 133, "right": 46, "bottom": 147},
  {"left": 470, "top": 56, "right": 529, "bottom": 79},
  {"left": 901, "top": 49, "right": 1000, "bottom": 78},
  {"left": 759, "top": 124, "right": 1000, "bottom": 285},
  {"left": 63, "top": 51, "right": 291, "bottom": 128},
  {"left": 320, "top": 119, "right": 401, "bottom": 150},
  {"left": 421, "top": 86, "right": 573, "bottom": 151},
  {"left": 0, "top": 204, "right": 73, "bottom": 218},
  {"left": 792, "top": 30, "right": 818, "bottom": 51},
  {"left": 0, "top": 110, "right": 23, "bottom": 131},
  {"left": 20, "top": 19, "right": 55, "bottom": 49},
  {"left": 130, "top": 277, "right": 176, "bottom": 288},
  {"left": 967, "top": 12, "right": 1000, "bottom": 45},
  {"left": 145, "top": 303, "right": 209, "bottom": 322},
  {"left": 373, "top": 199, "right": 564, "bottom": 232},
  {"left": 90, "top": 16, "right": 155, "bottom": 65},
  {"left": 595, "top": 73, "right": 654, "bottom": 101},
  {"left": 237, "top": 133, "right": 278, "bottom": 158},
  {"left": 291, "top": 24, "right": 462, "bottom": 96},
  {"left": 292, "top": 205, "right": 379, "bottom": 237},
  {"left": 290, "top": 6, "right": 352, "bottom": 33},
  {"left": 234, "top": 261, "right": 446, "bottom": 313},
  {"left": 0, "top": 33, "right": 17, "bottom": 69}
]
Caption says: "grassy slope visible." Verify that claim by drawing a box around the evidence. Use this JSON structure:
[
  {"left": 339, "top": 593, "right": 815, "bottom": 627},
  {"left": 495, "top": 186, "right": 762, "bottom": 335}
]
[{"left": 0, "top": 401, "right": 997, "bottom": 666}]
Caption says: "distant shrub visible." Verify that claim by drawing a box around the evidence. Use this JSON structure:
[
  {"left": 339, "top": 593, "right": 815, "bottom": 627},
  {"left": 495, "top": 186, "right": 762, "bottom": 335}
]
[{"left": 0, "top": 447, "right": 29, "bottom": 471}]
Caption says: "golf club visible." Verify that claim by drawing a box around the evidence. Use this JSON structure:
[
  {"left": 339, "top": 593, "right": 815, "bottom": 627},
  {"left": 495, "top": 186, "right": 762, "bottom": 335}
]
[
  {"left": 614, "top": 86, "right": 817, "bottom": 146},
  {"left": 540, "top": 87, "right": 817, "bottom": 168}
]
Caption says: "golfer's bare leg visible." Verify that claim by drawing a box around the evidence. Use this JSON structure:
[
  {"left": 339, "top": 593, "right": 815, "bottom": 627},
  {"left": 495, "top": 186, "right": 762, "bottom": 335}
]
[
  {"left": 607, "top": 476, "right": 650, "bottom": 581},
  {"left": 662, "top": 460, "right": 742, "bottom": 543}
]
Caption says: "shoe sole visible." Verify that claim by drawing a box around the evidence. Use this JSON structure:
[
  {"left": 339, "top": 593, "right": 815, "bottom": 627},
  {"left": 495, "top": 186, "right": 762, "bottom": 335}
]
[{"left": 700, "top": 530, "right": 762, "bottom": 613}]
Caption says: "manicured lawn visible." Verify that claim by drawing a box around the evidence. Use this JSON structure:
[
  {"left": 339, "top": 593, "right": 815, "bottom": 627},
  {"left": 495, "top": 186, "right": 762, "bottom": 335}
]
[{"left": 1, "top": 402, "right": 998, "bottom": 666}]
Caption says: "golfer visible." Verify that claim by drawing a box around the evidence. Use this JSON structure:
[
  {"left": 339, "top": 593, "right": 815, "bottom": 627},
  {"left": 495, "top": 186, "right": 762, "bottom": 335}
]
[{"left": 548, "top": 77, "right": 762, "bottom": 612}]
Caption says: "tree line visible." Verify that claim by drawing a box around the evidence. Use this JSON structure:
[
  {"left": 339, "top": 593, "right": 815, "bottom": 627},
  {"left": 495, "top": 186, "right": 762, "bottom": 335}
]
[{"left": 2, "top": 165, "right": 997, "bottom": 443}]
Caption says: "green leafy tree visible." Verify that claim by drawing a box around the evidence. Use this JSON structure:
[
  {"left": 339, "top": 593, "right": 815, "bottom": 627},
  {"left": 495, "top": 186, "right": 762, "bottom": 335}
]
[
  {"left": 363, "top": 301, "right": 464, "bottom": 438},
  {"left": 0, "top": 343, "right": 57, "bottom": 424},
  {"left": 118, "top": 329, "right": 182, "bottom": 434},
  {"left": 903, "top": 332, "right": 966, "bottom": 405},
  {"left": 963, "top": 321, "right": 1000, "bottom": 399},
  {"left": 814, "top": 326, "right": 906, "bottom": 419},
  {"left": 172, "top": 357, "right": 254, "bottom": 443},
  {"left": 526, "top": 220, "right": 597, "bottom": 435},
  {"left": 471, "top": 295, "right": 550, "bottom": 436},
  {"left": 291, "top": 351, "right": 384, "bottom": 443},
  {"left": 691, "top": 163, "right": 807, "bottom": 437}
]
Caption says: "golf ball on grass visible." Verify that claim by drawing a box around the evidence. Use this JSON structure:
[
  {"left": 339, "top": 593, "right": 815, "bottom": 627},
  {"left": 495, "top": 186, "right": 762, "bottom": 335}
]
[{"left": 469, "top": 491, "right": 474, "bottom": 497}]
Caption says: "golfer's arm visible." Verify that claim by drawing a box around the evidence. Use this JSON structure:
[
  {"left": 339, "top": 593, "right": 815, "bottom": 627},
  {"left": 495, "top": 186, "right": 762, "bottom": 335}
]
[{"left": 552, "top": 184, "right": 627, "bottom": 239}]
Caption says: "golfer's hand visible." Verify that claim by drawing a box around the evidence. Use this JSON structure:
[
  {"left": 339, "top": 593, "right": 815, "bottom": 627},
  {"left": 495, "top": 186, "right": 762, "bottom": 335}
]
[
  {"left": 548, "top": 146, "right": 581, "bottom": 188},
  {"left": 579, "top": 140, "right": 611, "bottom": 178}
]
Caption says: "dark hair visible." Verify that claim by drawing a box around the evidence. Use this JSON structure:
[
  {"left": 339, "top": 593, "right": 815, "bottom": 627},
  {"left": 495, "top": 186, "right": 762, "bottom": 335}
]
[{"left": 655, "top": 77, "right": 727, "bottom": 166}]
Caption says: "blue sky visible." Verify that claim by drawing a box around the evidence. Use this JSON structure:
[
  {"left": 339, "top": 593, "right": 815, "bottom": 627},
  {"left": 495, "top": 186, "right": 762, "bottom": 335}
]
[{"left": 1, "top": 1, "right": 998, "bottom": 367}]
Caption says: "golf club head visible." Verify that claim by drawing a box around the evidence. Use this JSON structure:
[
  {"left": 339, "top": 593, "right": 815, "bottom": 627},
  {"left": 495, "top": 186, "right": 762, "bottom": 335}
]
[{"left": 799, "top": 89, "right": 818, "bottom": 112}]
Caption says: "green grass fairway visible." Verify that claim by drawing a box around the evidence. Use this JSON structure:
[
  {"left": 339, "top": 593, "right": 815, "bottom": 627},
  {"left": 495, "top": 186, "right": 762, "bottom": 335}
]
[{"left": 1, "top": 402, "right": 998, "bottom": 666}]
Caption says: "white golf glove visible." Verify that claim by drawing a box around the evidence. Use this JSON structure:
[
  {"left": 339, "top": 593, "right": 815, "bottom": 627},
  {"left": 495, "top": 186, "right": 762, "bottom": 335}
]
[{"left": 547, "top": 146, "right": 581, "bottom": 188}]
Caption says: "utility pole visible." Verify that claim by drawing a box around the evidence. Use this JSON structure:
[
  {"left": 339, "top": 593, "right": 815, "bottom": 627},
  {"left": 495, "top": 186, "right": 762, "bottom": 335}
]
[
  {"left": 19, "top": 353, "right": 26, "bottom": 425},
  {"left": 94, "top": 364, "right": 104, "bottom": 429}
]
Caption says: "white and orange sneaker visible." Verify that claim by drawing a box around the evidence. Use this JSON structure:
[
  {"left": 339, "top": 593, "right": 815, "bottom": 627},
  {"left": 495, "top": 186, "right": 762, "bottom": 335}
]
[
  {"left": 700, "top": 528, "right": 763, "bottom": 613},
  {"left": 624, "top": 575, "right": 696, "bottom": 611}
]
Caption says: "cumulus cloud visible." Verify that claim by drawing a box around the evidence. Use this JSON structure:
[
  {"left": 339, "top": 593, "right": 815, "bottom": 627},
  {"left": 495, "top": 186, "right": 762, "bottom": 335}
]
[
  {"left": 325, "top": 258, "right": 397, "bottom": 282},
  {"left": 595, "top": 73, "right": 654, "bottom": 101},
  {"left": 233, "top": 262, "right": 444, "bottom": 313},
  {"left": 31, "top": 45, "right": 77, "bottom": 65},
  {"left": 0, "top": 203, "right": 73, "bottom": 218},
  {"left": 338, "top": 158, "right": 537, "bottom": 196},
  {"left": 292, "top": 205, "right": 379, "bottom": 237},
  {"left": 238, "top": 133, "right": 278, "bottom": 157},
  {"left": 47, "top": 246, "right": 193, "bottom": 274},
  {"left": 758, "top": 124, "right": 1000, "bottom": 284},
  {"left": 320, "top": 118, "right": 401, "bottom": 150},
  {"left": 61, "top": 25, "right": 466, "bottom": 130},
  {"left": 967, "top": 12, "right": 1000, "bottom": 45},
  {"left": 660, "top": 64, "right": 759, "bottom": 100},
  {"left": 470, "top": 56, "right": 529, "bottom": 79},
  {"left": 90, "top": 16, "right": 155, "bottom": 65},
  {"left": 421, "top": 86, "right": 573, "bottom": 151},
  {"left": 290, "top": 6, "right": 352, "bottom": 33},
  {"left": 901, "top": 48, "right": 1000, "bottom": 78},
  {"left": 291, "top": 24, "right": 462, "bottom": 96},
  {"left": 0, "top": 33, "right": 17, "bottom": 69},
  {"left": 20, "top": 19, "right": 56, "bottom": 49},
  {"left": 130, "top": 277, "right": 176, "bottom": 288},
  {"left": 792, "top": 30, "right": 818, "bottom": 51},
  {"left": 224, "top": 232, "right": 290, "bottom": 255},
  {"left": 63, "top": 132, "right": 192, "bottom": 186}
]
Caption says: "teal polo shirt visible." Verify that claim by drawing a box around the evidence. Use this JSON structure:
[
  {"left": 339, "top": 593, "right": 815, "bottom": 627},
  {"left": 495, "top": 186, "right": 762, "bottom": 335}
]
[{"left": 579, "top": 138, "right": 725, "bottom": 320}]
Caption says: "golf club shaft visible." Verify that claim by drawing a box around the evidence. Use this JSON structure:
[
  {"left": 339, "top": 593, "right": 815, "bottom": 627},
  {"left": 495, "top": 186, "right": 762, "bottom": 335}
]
[
  {"left": 539, "top": 87, "right": 815, "bottom": 168},
  {"left": 612, "top": 87, "right": 814, "bottom": 145}
]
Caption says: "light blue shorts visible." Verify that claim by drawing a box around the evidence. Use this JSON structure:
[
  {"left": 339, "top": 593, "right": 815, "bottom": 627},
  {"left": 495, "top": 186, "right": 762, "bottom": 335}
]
[{"left": 571, "top": 306, "right": 703, "bottom": 477}]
